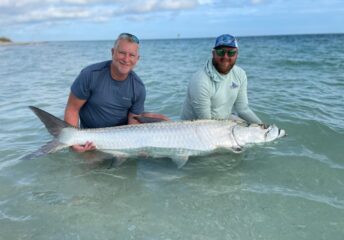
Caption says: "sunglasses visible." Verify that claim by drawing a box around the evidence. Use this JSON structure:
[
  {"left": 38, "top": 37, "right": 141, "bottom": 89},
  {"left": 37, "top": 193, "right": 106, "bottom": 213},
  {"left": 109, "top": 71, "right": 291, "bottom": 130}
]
[
  {"left": 119, "top": 33, "right": 140, "bottom": 44},
  {"left": 214, "top": 48, "right": 237, "bottom": 57}
]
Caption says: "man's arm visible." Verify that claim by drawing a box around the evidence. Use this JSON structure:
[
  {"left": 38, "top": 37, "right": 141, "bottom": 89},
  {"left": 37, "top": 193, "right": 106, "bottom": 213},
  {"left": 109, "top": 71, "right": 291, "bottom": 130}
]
[
  {"left": 187, "top": 73, "right": 212, "bottom": 119},
  {"left": 64, "top": 92, "right": 86, "bottom": 127},
  {"left": 141, "top": 112, "right": 170, "bottom": 121},
  {"left": 128, "top": 112, "right": 170, "bottom": 124},
  {"left": 234, "top": 75, "right": 262, "bottom": 124},
  {"left": 64, "top": 92, "right": 96, "bottom": 152},
  {"left": 128, "top": 112, "right": 141, "bottom": 125}
]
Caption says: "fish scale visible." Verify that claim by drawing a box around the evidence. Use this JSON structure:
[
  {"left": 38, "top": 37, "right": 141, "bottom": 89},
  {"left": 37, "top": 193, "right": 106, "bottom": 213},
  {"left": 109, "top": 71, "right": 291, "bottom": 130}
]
[
  {"left": 29, "top": 106, "right": 286, "bottom": 167},
  {"left": 64, "top": 121, "right": 233, "bottom": 151}
]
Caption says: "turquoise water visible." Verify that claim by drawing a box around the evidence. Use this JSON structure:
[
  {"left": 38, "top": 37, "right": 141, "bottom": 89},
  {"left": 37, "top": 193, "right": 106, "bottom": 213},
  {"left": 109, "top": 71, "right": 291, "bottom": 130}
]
[{"left": 0, "top": 34, "right": 343, "bottom": 239}]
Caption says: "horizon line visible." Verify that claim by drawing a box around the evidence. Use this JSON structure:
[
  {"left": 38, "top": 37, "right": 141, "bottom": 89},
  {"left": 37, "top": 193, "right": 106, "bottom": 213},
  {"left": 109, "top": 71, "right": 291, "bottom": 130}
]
[{"left": 2, "top": 32, "right": 344, "bottom": 44}]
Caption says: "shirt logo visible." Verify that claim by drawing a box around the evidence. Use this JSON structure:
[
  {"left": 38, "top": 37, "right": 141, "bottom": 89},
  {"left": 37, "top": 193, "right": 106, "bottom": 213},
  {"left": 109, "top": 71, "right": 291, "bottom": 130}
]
[{"left": 231, "top": 82, "right": 238, "bottom": 89}]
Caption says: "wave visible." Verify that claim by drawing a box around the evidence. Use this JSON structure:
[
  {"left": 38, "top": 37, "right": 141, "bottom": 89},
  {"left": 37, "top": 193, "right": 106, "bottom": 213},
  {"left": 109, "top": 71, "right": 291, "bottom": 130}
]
[{"left": 244, "top": 183, "right": 344, "bottom": 209}]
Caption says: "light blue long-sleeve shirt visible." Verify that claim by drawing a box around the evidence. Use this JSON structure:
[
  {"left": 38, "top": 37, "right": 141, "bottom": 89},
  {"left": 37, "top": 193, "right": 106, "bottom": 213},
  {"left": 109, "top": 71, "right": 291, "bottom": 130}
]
[{"left": 181, "top": 59, "right": 262, "bottom": 124}]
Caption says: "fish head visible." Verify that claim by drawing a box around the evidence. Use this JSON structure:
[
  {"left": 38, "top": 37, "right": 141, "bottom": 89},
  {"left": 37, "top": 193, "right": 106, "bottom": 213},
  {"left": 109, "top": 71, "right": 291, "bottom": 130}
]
[
  {"left": 233, "top": 123, "right": 286, "bottom": 146},
  {"left": 261, "top": 124, "right": 286, "bottom": 142}
]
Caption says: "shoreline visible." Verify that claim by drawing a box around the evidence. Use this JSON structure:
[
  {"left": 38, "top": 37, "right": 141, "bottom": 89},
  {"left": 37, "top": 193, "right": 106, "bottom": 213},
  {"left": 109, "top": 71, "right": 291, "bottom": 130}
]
[{"left": 0, "top": 41, "right": 45, "bottom": 46}]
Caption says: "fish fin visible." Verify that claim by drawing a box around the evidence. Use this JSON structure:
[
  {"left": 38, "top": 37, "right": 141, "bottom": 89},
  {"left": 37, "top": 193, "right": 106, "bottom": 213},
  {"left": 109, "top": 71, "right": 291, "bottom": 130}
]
[
  {"left": 100, "top": 150, "right": 129, "bottom": 167},
  {"left": 40, "top": 140, "right": 67, "bottom": 153},
  {"left": 101, "top": 150, "right": 129, "bottom": 158},
  {"left": 231, "top": 147, "right": 243, "bottom": 153},
  {"left": 171, "top": 155, "right": 189, "bottom": 168},
  {"left": 29, "top": 106, "right": 74, "bottom": 137},
  {"left": 112, "top": 156, "right": 129, "bottom": 167},
  {"left": 28, "top": 106, "right": 73, "bottom": 158},
  {"left": 133, "top": 116, "right": 166, "bottom": 123},
  {"left": 23, "top": 140, "right": 67, "bottom": 160}
]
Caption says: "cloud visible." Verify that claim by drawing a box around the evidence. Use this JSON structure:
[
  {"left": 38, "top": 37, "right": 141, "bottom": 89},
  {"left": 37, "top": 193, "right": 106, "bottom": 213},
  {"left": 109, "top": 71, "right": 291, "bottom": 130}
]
[
  {"left": 0, "top": 0, "right": 199, "bottom": 25},
  {"left": 118, "top": 0, "right": 198, "bottom": 14},
  {"left": 201, "top": 0, "right": 268, "bottom": 8}
]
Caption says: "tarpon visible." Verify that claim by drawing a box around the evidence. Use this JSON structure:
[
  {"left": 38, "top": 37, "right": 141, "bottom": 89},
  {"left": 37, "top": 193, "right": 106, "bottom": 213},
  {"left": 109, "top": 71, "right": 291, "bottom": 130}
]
[{"left": 29, "top": 106, "right": 286, "bottom": 167}]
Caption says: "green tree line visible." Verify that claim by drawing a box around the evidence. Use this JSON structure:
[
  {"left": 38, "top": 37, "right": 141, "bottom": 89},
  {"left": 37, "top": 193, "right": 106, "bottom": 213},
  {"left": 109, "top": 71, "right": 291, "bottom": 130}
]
[{"left": 0, "top": 37, "right": 12, "bottom": 43}]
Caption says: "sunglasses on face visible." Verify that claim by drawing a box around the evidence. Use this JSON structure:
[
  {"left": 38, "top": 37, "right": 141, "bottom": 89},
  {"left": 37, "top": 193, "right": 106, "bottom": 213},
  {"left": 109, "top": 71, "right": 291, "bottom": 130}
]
[
  {"left": 214, "top": 48, "right": 237, "bottom": 57},
  {"left": 119, "top": 33, "right": 140, "bottom": 44}
]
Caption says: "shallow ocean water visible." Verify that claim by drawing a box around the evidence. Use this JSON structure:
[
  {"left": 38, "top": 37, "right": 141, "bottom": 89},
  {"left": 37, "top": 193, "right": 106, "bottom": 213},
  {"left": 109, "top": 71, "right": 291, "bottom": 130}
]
[{"left": 0, "top": 34, "right": 343, "bottom": 239}]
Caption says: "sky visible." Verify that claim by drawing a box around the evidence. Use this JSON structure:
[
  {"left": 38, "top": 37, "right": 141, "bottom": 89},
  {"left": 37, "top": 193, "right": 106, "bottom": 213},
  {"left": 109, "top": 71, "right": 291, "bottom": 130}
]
[{"left": 0, "top": 0, "right": 343, "bottom": 42}]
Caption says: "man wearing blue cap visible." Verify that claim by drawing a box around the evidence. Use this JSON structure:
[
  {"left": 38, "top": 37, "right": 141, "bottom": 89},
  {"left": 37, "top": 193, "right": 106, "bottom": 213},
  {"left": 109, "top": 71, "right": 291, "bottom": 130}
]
[{"left": 181, "top": 34, "right": 262, "bottom": 124}]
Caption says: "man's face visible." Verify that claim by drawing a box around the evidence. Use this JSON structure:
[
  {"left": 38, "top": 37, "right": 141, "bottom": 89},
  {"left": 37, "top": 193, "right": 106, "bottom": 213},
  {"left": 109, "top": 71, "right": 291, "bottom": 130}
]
[
  {"left": 111, "top": 39, "right": 140, "bottom": 79},
  {"left": 212, "top": 47, "right": 238, "bottom": 74}
]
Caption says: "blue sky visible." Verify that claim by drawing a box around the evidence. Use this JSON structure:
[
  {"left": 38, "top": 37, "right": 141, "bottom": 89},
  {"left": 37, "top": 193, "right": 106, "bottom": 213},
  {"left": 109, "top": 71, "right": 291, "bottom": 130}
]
[{"left": 0, "top": 0, "right": 343, "bottom": 41}]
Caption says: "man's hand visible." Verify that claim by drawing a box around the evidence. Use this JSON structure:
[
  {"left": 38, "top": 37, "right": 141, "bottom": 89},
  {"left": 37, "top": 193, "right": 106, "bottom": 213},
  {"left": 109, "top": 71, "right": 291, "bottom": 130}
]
[
  {"left": 128, "top": 112, "right": 171, "bottom": 124},
  {"left": 71, "top": 141, "right": 96, "bottom": 152},
  {"left": 141, "top": 112, "right": 170, "bottom": 121}
]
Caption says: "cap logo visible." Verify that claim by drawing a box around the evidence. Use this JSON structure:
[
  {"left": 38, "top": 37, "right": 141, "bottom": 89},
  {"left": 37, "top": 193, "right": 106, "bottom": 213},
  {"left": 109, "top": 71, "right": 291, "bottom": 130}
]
[{"left": 215, "top": 34, "right": 238, "bottom": 48}]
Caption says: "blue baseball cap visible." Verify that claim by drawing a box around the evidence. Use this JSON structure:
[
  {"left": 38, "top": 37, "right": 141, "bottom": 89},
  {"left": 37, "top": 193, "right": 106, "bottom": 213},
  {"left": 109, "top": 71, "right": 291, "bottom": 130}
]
[{"left": 214, "top": 34, "right": 238, "bottom": 48}]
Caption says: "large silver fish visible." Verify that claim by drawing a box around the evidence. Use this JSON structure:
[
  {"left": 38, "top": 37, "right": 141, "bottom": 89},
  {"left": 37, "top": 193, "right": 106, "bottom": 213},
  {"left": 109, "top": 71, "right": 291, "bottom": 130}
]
[{"left": 29, "top": 106, "right": 286, "bottom": 167}]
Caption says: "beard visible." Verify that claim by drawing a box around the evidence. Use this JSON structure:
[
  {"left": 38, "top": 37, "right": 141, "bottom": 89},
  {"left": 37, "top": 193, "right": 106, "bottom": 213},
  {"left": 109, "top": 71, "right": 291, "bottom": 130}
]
[{"left": 212, "top": 58, "right": 236, "bottom": 74}]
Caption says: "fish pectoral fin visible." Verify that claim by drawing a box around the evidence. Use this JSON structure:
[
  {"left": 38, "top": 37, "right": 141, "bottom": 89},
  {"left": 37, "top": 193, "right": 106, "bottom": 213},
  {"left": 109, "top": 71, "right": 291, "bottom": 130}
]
[
  {"left": 231, "top": 146, "right": 243, "bottom": 153},
  {"left": 112, "top": 156, "right": 128, "bottom": 167},
  {"left": 101, "top": 150, "right": 129, "bottom": 159},
  {"left": 217, "top": 146, "right": 243, "bottom": 154},
  {"left": 100, "top": 150, "right": 129, "bottom": 167},
  {"left": 171, "top": 155, "right": 189, "bottom": 168}
]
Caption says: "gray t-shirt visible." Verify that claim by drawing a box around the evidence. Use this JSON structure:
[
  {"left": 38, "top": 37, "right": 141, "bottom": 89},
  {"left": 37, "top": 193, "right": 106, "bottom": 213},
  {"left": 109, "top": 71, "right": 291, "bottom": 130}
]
[{"left": 71, "top": 60, "right": 145, "bottom": 128}]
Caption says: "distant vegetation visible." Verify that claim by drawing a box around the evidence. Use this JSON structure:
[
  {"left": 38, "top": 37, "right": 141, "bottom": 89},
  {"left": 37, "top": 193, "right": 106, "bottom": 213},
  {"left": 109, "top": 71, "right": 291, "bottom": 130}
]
[{"left": 0, "top": 37, "right": 12, "bottom": 43}]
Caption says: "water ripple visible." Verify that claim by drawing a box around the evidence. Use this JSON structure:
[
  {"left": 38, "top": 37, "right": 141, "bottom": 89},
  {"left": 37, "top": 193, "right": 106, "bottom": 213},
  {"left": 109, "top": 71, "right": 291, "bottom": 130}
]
[
  {"left": 0, "top": 210, "right": 32, "bottom": 222},
  {"left": 244, "top": 184, "right": 344, "bottom": 209}
]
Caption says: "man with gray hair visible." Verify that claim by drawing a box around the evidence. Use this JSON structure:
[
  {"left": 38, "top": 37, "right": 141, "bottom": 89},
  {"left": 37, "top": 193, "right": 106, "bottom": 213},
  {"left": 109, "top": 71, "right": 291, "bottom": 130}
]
[{"left": 64, "top": 33, "right": 167, "bottom": 152}]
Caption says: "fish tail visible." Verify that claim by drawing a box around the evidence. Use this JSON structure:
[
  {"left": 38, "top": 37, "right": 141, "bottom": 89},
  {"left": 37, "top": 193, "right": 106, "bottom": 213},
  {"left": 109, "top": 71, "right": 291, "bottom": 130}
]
[
  {"left": 29, "top": 106, "right": 72, "bottom": 137},
  {"left": 27, "top": 106, "right": 73, "bottom": 159},
  {"left": 23, "top": 140, "right": 67, "bottom": 160}
]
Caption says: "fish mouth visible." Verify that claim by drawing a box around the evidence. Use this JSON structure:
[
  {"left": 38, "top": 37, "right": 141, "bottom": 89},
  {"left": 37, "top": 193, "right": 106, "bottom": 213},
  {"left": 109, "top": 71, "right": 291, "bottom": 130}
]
[
  {"left": 278, "top": 128, "right": 287, "bottom": 137},
  {"left": 264, "top": 125, "right": 286, "bottom": 140}
]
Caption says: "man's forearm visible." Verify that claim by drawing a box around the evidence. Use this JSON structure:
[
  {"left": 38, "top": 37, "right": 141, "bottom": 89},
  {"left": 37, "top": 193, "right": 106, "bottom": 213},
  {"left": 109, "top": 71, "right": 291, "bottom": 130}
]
[{"left": 64, "top": 107, "right": 80, "bottom": 127}]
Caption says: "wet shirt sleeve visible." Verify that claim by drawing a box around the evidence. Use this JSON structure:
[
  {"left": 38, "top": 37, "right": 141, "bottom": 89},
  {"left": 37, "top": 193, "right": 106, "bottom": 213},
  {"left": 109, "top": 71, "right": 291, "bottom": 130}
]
[
  {"left": 188, "top": 73, "right": 212, "bottom": 119},
  {"left": 234, "top": 73, "right": 262, "bottom": 124}
]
